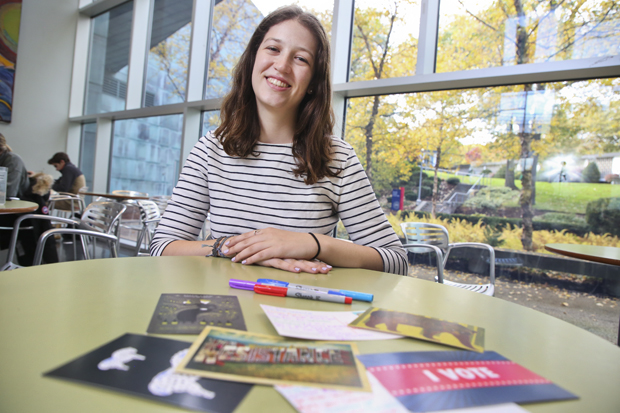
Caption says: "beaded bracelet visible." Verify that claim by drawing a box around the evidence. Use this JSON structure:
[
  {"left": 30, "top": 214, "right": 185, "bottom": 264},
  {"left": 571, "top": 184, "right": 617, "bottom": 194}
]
[{"left": 206, "top": 236, "right": 231, "bottom": 258}]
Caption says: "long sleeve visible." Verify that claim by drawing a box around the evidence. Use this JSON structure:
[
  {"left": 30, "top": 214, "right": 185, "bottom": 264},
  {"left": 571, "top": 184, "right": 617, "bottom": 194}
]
[{"left": 334, "top": 141, "right": 408, "bottom": 276}]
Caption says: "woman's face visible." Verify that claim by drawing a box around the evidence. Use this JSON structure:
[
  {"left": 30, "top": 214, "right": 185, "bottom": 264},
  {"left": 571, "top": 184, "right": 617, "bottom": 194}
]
[{"left": 251, "top": 19, "right": 318, "bottom": 119}]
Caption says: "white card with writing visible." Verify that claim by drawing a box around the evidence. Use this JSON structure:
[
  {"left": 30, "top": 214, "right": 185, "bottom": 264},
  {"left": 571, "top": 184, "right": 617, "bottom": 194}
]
[{"left": 260, "top": 304, "right": 402, "bottom": 341}]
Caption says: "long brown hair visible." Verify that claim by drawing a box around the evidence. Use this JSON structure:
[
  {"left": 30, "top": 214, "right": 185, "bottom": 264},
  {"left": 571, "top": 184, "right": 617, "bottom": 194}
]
[{"left": 214, "top": 5, "right": 339, "bottom": 185}]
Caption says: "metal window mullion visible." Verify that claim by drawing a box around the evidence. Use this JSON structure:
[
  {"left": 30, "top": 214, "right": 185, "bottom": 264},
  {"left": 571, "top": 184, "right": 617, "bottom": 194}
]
[
  {"left": 331, "top": 0, "right": 355, "bottom": 138},
  {"left": 94, "top": 118, "right": 113, "bottom": 192},
  {"left": 69, "top": 13, "right": 91, "bottom": 118},
  {"left": 416, "top": 0, "right": 440, "bottom": 76},
  {"left": 126, "top": 0, "right": 153, "bottom": 110},
  {"left": 186, "top": 0, "right": 213, "bottom": 102}
]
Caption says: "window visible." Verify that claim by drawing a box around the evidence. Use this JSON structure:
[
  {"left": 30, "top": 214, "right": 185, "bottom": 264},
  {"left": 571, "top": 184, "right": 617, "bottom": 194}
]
[
  {"left": 79, "top": 122, "right": 97, "bottom": 192},
  {"left": 84, "top": 1, "right": 133, "bottom": 114},
  {"left": 201, "top": 110, "right": 221, "bottom": 136},
  {"left": 349, "top": 0, "right": 420, "bottom": 82},
  {"left": 345, "top": 77, "right": 620, "bottom": 252},
  {"left": 109, "top": 114, "right": 183, "bottom": 196},
  {"left": 437, "top": 0, "right": 620, "bottom": 73},
  {"left": 144, "top": 0, "right": 193, "bottom": 107}
]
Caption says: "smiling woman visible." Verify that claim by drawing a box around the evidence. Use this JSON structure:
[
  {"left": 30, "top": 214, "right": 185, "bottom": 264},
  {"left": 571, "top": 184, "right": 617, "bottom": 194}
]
[{"left": 150, "top": 5, "right": 408, "bottom": 277}]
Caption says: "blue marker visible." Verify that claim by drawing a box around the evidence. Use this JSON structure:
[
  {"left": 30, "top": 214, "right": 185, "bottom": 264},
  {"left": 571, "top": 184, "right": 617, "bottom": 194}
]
[{"left": 256, "top": 278, "right": 373, "bottom": 302}]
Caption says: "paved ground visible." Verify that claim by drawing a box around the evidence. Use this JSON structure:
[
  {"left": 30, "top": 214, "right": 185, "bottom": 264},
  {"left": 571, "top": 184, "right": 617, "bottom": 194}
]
[{"left": 408, "top": 264, "right": 619, "bottom": 344}]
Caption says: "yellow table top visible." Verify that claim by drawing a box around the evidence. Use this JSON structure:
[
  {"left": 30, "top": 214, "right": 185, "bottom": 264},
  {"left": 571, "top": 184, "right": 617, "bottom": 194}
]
[
  {"left": 1, "top": 256, "right": 619, "bottom": 412},
  {"left": 0, "top": 199, "right": 38, "bottom": 214}
]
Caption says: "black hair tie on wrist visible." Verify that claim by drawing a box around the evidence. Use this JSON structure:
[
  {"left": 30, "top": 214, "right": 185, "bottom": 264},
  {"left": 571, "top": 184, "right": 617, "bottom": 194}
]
[{"left": 308, "top": 232, "right": 320, "bottom": 261}]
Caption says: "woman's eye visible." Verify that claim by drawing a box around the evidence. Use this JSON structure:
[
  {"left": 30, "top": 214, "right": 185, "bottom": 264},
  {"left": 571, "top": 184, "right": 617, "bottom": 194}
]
[
  {"left": 266, "top": 46, "right": 278, "bottom": 52},
  {"left": 296, "top": 56, "right": 309, "bottom": 64}
]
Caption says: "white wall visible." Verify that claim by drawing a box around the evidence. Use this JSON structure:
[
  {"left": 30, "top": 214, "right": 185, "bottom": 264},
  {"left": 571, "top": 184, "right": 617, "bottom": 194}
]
[{"left": 0, "top": 0, "right": 78, "bottom": 179}]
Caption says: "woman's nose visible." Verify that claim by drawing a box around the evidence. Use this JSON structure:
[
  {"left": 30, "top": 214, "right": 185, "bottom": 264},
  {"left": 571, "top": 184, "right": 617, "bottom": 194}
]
[{"left": 274, "top": 55, "right": 292, "bottom": 73}]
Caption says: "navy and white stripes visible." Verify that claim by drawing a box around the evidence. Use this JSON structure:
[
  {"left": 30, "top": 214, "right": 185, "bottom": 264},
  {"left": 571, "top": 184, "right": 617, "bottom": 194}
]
[{"left": 150, "top": 132, "right": 408, "bottom": 275}]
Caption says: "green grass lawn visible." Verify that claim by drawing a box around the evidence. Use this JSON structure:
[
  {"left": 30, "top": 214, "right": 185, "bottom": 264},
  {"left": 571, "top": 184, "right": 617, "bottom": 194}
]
[{"left": 432, "top": 171, "right": 620, "bottom": 214}]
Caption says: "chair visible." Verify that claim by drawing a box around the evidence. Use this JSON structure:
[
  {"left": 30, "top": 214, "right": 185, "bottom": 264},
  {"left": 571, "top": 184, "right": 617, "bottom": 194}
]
[
  {"left": 150, "top": 195, "right": 171, "bottom": 215},
  {"left": 131, "top": 200, "right": 161, "bottom": 256},
  {"left": 401, "top": 222, "right": 496, "bottom": 296},
  {"left": 48, "top": 192, "right": 85, "bottom": 219},
  {"left": 1, "top": 202, "right": 126, "bottom": 271}
]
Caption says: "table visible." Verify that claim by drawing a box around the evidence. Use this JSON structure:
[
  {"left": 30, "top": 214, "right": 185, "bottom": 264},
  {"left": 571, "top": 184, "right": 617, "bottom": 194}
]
[
  {"left": 545, "top": 243, "right": 620, "bottom": 346},
  {"left": 1, "top": 257, "right": 619, "bottom": 412},
  {"left": 79, "top": 191, "right": 150, "bottom": 201},
  {"left": 0, "top": 199, "right": 38, "bottom": 214}
]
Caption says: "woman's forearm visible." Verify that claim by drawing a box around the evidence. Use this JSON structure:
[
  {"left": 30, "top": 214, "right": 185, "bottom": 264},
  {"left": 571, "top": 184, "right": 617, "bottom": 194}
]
[
  {"left": 314, "top": 234, "right": 384, "bottom": 272},
  {"left": 161, "top": 239, "right": 217, "bottom": 256}
]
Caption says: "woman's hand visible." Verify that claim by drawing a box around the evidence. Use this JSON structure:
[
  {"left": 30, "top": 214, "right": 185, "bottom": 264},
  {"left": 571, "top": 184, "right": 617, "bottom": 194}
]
[
  {"left": 254, "top": 258, "right": 332, "bottom": 273},
  {"left": 221, "top": 228, "right": 322, "bottom": 266}
]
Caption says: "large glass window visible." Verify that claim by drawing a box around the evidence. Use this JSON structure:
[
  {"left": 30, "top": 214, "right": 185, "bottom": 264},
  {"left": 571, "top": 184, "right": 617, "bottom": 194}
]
[
  {"left": 349, "top": 0, "right": 420, "bottom": 82},
  {"left": 437, "top": 0, "right": 620, "bottom": 73},
  {"left": 144, "top": 0, "right": 193, "bottom": 107},
  {"left": 84, "top": 2, "right": 133, "bottom": 115},
  {"left": 79, "top": 123, "right": 97, "bottom": 192},
  {"left": 204, "top": 0, "right": 334, "bottom": 99},
  {"left": 109, "top": 114, "right": 183, "bottom": 196},
  {"left": 345, "top": 78, "right": 620, "bottom": 252},
  {"left": 201, "top": 110, "right": 221, "bottom": 136}
]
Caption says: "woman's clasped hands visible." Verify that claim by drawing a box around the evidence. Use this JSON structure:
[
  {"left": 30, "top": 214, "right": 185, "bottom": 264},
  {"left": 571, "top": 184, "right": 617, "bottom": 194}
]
[{"left": 220, "top": 228, "right": 331, "bottom": 274}]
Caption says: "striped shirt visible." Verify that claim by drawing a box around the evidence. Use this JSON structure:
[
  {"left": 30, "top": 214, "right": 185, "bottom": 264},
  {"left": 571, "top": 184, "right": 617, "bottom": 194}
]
[{"left": 150, "top": 132, "right": 408, "bottom": 275}]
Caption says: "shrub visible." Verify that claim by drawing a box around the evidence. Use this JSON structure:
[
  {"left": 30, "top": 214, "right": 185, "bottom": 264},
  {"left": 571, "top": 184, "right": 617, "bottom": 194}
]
[
  {"left": 582, "top": 162, "right": 601, "bottom": 183},
  {"left": 533, "top": 212, "right": 586, "bottom": 226},
  {"left": 463, "top": 187, "right": 519, "bottom": 210},
  {"left": 446, "top": 177, "right": 460, "bottom": 185},
  {"left": 586, "top": 197, "right": 620, "bottom": 237}
]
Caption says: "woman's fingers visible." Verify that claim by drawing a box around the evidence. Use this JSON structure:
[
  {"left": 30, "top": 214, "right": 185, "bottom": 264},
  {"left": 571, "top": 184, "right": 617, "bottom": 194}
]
[{"left": 253, "top": 258, "right": 332, "bottom": 274}]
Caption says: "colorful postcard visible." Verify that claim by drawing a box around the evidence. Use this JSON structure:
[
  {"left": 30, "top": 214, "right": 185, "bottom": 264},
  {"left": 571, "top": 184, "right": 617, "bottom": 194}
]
[
  {"left": 275, "top": 371, "right": 409, "bottom": 413},
  {"left": 44, "top": 333, "right": 252, "bottom": 413},
  {"left": 357, "top": 350, "right": 578, "bottom": 412},
  {"left": 349, "top": 307, "right": 485, "bottom": 352},
  {"left": 175, "top": 327, "right": 371, "bottom": 391},
  {"left": 261, "top": 304, "right": 402, "bottom": 341},
  {"left": 147, "top": 294, "right": 246, "bottom": 334}
]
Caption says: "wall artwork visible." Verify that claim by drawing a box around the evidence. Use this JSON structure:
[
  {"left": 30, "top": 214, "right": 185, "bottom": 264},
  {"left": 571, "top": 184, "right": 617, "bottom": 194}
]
[{"left": 0, "top": 0, "right": 21, "bottom": 123}]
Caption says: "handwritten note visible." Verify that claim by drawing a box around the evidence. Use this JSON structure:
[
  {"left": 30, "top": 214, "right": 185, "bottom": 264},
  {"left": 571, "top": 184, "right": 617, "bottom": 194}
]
[
  {"left": 275, "top": 372, "right": 408, "bottom": 413},
  {"left": 260, "top": 305, "right": 402, "bottom": 341}
]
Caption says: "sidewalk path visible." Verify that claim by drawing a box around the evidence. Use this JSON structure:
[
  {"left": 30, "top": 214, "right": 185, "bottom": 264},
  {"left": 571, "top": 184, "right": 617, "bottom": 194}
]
[{"left": 408, "top": 264, "right": 619, "bottom": 344}]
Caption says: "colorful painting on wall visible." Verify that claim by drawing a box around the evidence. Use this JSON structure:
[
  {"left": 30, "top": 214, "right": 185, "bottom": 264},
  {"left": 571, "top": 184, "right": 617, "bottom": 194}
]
[{"left": 0, "top": 0, "right": 22, "bottom": 123}]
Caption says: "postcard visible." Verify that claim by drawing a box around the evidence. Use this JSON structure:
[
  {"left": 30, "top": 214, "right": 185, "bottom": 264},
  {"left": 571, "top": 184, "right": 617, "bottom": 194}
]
[
  {"left": 260, "top": 304, "right": 402, "bottom": 341},
  {"left": 275, "top": 371, "right": 409, "bottom": 413},
  {"left": 44, "top": 333, "right": 252, "bottom": 413},
  {"left": 349, "top": 307, "right": 485, "bottom": 352},
  {"left": 147, "top": 293, "right": 246, "bottom": 334},
  {"left": 357, "top": 350, "right": 577, "bottom": 412},
  {"left": 176, "top": 327, "right": 371, "bottom": 391}
]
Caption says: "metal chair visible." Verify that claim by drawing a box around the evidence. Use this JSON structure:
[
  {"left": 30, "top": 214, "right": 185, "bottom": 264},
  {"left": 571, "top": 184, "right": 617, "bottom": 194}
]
[
  {"left": 48, "top": 192, "right": 85, "bottom": 219},
  {"left": 1, "top": 202, "right": 126, "bottom": 271},
  {"left": 150, "top": 195, "right": 171, "bottom": 215},
  {"left": 401, "top": 222, "right": 496, "bottom": 296},
  {"left": 131, "top": 200, "right": 161, "bottom": 256}
]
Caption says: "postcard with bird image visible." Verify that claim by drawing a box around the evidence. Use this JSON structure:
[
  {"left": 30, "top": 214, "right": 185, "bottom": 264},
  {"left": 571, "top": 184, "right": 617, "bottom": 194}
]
[
  {"left": 147, "top": 294, "right": 246, "bottom": 334},
  {"left": 175, "top": 327, "right": 371, "bottom": 391},
  {"left": 348, "top": 307, "right": 485, "bottom": 352}
]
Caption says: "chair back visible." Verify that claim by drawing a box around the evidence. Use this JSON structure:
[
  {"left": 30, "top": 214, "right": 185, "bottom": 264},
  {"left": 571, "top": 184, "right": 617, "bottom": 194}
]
[
  {"left": 137, "top": 200, "right": 161, "bottom": 223},
  {"left": 401, "top": 222, "right": 449, "bottom": 253},
  {"left": 150, "top": 195, "right": 171, "bottom": 215},
  {"left": 79, "top": 202, "right": 126, "bottom": 235}
]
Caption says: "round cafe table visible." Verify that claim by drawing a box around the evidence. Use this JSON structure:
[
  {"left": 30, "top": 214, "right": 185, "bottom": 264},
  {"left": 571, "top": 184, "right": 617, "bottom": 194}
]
[
  {"left": 0, "top": 199, "right": 38, "bottom": 214},
  {"left": 1, "top": 256, "right": 619, "bottom": 412}
]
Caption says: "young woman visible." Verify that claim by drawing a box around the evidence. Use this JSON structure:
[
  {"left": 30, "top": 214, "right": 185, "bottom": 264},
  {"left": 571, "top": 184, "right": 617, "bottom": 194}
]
[{"left": 150, "top": 6, "right": 407, "bottom": 276}]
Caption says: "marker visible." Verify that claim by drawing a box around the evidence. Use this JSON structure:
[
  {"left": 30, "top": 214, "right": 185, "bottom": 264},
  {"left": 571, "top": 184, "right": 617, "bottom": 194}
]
[
  {"left": 228, "top": 279, "right": 346, "bottom": 297},
  {"left": 256, "top": 278, "right": 373, "bottom": 302},
  {"left": 254, "top": 285, "right": 353, "bottom": 304}
]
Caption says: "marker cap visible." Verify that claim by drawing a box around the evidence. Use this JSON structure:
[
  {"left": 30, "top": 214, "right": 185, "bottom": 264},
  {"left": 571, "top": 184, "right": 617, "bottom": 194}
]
[
  {"left": 339, "top": 290, "right": 373, "bottom": 302},
  {"left": 256, "top": 278, "right": 288, "bottom": 287},
  {"left": 229, "top": 279, "right": 256, "bottom": 291}
]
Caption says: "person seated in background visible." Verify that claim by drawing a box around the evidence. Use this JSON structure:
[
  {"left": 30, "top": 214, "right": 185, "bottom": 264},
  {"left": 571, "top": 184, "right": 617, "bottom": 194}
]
[
  {"left": 48, "top": 152, "right": 86, "bottom": 195},
  {"left": 0, "top": 133, "right": 29, "bottom": 199},
  {"left": 150, "top": 6, "right": 407, "bottom": 276},
  {"left": 0, "top": 135, "right": 58, "bottom": 266}
]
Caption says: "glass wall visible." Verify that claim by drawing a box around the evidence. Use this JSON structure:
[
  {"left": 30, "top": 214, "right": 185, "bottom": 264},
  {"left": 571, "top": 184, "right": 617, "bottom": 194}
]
[
  {"left": 79, "top": 122, "right": 97, "bottom": 192},
  {"left": 437, "top": 0, "right": 620, "bottom": 73},
  {"left": 84, "top": 1, "right": 133, "bottom": 114},
  {"left": 345, "top": 77, "right": 620, "bottom": 253},
  {"left": 144, "top": 0, "right": 193, "bottom": 107},
  {"left": 349, "top": 0, "right": 420, "bottom": 81},
  {"left": 109, "top": 114, "right": 183, "bottom": 196},
  {"left": 201, "top": 110, "right": 221, "bottom": 136},
  {"left": 204, "top": 0, "right": 334, "bottom": 99}
]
